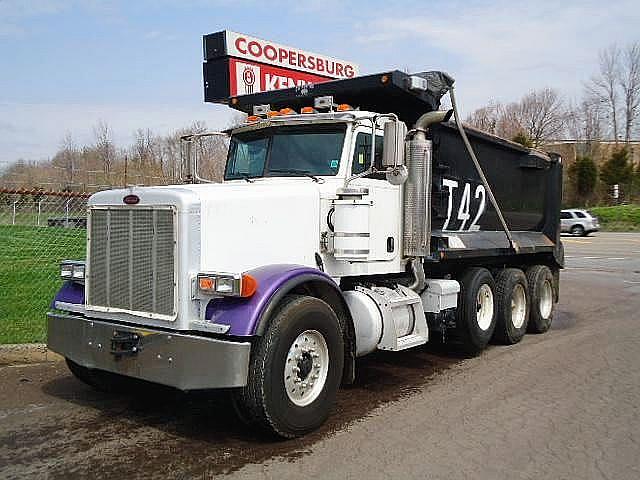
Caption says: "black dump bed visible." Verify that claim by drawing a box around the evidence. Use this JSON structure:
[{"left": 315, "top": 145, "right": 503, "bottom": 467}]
[
  {"left": 224, "top": 71, "right": 563, "bottom": 267},
  {"left": 428, "top": 122, "right": 562, "bottom": 265}
]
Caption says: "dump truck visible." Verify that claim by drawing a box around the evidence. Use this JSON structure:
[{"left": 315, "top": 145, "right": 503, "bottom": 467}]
[{"left": 48, "top": 68, "right": 563, "bottom": 438}]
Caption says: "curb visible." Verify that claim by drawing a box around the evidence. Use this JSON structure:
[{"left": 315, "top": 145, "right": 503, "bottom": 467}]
[{"left": 0, "top": 343, "right": 64, "bottom": 366}]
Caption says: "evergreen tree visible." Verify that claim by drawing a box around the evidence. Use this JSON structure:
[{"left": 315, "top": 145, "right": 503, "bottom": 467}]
[
  {"left": 568, "top": 156, "right": 598, "bottom": 204},
  {"left": 600, "top": 147, "right": 633, "bottom": 202},
  {"left": 511, "top": 131, "right": 534, "bottom": 148}
]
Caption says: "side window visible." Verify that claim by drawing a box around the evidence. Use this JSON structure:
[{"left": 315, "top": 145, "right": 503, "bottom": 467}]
[
  {"left": 560, "top": 212, "right": 572, "bottom": 219},
  {"left": 351, "top": 133, "right": 384, "bottom": 175},
  {"left": 574, "top": 211, "right": 586, "bottom": 218}
]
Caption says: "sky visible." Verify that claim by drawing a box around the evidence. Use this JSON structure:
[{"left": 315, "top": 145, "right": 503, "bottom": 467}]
[{"left": 1, "top": 0, "right": 639, "bottom": 167}]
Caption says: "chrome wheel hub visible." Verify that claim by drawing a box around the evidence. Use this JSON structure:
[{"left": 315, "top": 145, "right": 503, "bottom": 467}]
[
  {"left": 511, "top": 283, "right": 527, "bottom": 329},
  {"left": 284, "top": 330, "right": 329, "bottom": 407},
  {"left": 476, "top": 284, "right": 494, "bottom": 331},
  {"left": 539, "top": 280, "right": 553, "bottom": 319}
]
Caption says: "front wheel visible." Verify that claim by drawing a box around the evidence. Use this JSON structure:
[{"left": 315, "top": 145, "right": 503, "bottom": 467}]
[{"left": 232, "top": 295, "right": 344, "bottom": 438}]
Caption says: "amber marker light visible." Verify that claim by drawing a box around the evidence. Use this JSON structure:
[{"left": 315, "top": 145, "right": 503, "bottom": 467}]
[
  {"left": 247, "top": 115, "right": 260, "bottom": 122},
  {"left": 267, "top": 110, "right": 282, "bottom": 117},
  {"left": 198, "top": 276, "right": 215, "bottom": 291},
  {"left": 279, "top": 108, "right": 297, "bottom": 115},
  {"left": 241, "top": 274, "right": 258, "bottom": 297},
  {"left": 301, "top": 106, "right": 317, "bottom": 114},
  {"left": 336, "top": 104, "right": 353, "bottom": 111}
]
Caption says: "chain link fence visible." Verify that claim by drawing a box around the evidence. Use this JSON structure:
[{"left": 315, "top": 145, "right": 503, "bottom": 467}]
[{"left": 0, "top": 189, "right": 89, "bottom": 344}]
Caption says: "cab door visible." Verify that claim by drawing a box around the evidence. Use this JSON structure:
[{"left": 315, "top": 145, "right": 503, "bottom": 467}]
[{"left": 350, "top": 128, "right": 402, "bottom": 262}]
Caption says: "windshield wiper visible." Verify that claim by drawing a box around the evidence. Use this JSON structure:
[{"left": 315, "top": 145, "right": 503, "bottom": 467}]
[
  {"left": 269, "top": 168, "right": 324, "bottom": 183},
  {"left": 239, "top": 174, "right": 254, "bottom": 183}
]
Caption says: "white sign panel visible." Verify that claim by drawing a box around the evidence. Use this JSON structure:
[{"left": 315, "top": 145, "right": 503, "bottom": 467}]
[{"left": 225, "top": 30, "right": 359, "bottom": 80}]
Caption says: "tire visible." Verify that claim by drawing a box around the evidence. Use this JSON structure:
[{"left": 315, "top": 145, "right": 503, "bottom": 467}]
[
  {"left": 570, "top": 224, "right": 585, "bottom": 236},
  {"left": 526, "top": 265, "right": 555, "bottom": 334},
  {"left": 66, "top": 358, "right": 133, "bottom": 393},
  {"left": 493, "top": 268, "right": 529, "bottom": 345},
  {"left": 232, "top": 295, "right": 344, "bottom": 438},
  {"left": 455, "top": 268, "right": 497, "bottom": 355}
]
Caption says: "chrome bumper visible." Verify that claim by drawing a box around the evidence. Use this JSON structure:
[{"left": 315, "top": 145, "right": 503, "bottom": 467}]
[{"left": 47, "top": 312, "right": 251, "bottom": 390}]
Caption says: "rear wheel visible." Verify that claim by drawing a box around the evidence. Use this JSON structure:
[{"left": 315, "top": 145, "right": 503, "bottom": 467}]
[
  {"left": 570, "top": 224, "right": 585, "bottom": 236},
  {"left": 232, "top": 295, "right": 344, "bottom": 438},
  {"left": 526, "top": 265, "right": 555, "bottom": 333},
  {"left": 493, "top": 268, "right": 529, "bottom": 344},
  {"left": 456, "top": 268, "right": 496, "bottom": 355}
]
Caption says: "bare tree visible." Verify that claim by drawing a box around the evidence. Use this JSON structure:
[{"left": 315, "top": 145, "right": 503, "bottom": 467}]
[
  {"left": 620, "top": 42, "right": 640, "bottom": 142},
  {"left": 59, "top": 132, "right": 78, "bottom": 184},
  {"left": 518, "top": 88, "right": 567, "bottom": 145},
  {"left": 566, "top": 99, "right": 603, "bottom": 157},
  {"left": 93, "top": 120, "right": 115, "bottom": 178},
  {"left": 466, "top": 89, "right": 566, "bottom": 146},
  {"left": 133, "top": 128, "right": 156, "bottom": 167},
  {"left": 586, "top": 45, "right": 621, "bottom": 141},
  {"left": 465, "top": 103, "right": 499, "bottom": 134}
]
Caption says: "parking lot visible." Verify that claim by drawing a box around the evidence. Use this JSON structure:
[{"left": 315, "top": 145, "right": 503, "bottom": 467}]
[{"left": 1, "top": 232, "right": 639, "bottom": 479}]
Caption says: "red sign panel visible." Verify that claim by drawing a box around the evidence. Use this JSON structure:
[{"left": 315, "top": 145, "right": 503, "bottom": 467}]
[{"left": 228, "top": 58, "right": 334, "bottom": 97}]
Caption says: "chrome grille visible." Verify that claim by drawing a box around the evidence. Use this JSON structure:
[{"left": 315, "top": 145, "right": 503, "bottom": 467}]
[{"left": 87, "top": 207, "right": 175, "bottom": 318}]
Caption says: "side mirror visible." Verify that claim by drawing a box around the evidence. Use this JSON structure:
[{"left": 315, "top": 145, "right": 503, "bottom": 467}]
[{"left": 382, "top": 121, "right": 407, "bottom": 168}]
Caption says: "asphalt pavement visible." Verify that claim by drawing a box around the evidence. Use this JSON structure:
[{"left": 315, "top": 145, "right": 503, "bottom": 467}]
[{"left": 1, "top": 232, "right": 639, "bottom": 479}]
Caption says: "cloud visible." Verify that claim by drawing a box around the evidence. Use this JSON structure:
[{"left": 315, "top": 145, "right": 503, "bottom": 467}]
[
  {"left": 0, "top": 0, "right": 71, "bottom": 37},
  {"left": 353, "top": 0, "right": 640, "bottom": 111}
]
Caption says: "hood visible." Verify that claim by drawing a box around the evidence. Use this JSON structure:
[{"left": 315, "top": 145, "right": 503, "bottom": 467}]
[
  {"left": 183, "top": 181, "right": 322, "bottom": 273},
  {"left": 89, "top": 181, "right": 322, "bottom": 274}
]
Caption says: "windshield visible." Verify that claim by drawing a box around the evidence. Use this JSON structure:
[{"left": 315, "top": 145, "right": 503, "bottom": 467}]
[{"left": 225, "top": 124, "right": 346, "bottom": 180}]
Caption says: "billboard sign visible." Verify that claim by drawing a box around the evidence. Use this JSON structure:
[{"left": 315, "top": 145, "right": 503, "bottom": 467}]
[{"left": 202, "top": 30, "right": 359, "bottom": 103}]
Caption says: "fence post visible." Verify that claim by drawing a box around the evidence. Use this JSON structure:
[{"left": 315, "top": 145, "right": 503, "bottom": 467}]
[
  {"left": 37, "top": 199, "right": 44, "bottom": 226},
  {"left": 65, "top": 198, "right": 71, "bottom": 227},
  {"left": 12, "top": 200, "right": 18, "bottom": 225}
]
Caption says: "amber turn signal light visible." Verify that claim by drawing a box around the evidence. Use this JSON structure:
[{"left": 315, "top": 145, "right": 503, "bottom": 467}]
[{"left": 241, "top": 274, "right": 258, "bottom": 297}]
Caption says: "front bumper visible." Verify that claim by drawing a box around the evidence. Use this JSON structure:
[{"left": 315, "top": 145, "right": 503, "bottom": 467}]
[{"left": 47, "top": 312, "right": 251, "bottom": 390}]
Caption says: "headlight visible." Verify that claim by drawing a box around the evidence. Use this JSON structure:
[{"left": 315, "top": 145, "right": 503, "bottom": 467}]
[
  {"left": 215, "top": 276, "right": 236, "bottom": 294},
  {"left": 197, "top": 272, "right": 257, "bottom": 298},
  {"left": 60, "top": 260, "right": 85, "bottom": 283}
]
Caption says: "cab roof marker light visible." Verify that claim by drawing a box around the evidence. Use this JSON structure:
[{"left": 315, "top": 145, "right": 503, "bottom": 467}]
[
  {"left": 279, "top": 107, "right": 297, "bottom": 115},
  {"left": 253, "top": 104, "right": 270, "bottom": 116},
  {"left": 267, "top": 110, "right": 282, "bottom": 118},
  {"left": 300, "top": 106, "right": 318, "bottom": 114},
  {"left": 247, "top": 115, "right": 260, "bottom": 123},
  {"left": 314, "top": 96, "right": 335, "bottom": 110},
  {"left": 336, "top": 104, "right": 353, "bottom": 111}
]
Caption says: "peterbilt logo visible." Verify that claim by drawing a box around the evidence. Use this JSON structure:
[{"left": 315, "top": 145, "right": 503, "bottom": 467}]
[{"left": 123, "top": 194, "right": 140, "bottom": 205}]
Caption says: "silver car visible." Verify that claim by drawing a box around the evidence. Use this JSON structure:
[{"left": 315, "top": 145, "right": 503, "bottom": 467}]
[{"left": 560, "top": 209, "right": 600, "bottom": 236}]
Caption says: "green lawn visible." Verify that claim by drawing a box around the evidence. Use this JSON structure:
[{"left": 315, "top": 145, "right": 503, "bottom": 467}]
[
  {"left": 590, "top": 205, "right": 640, "bottom": 232},
  {"left": 0, "top": 225, "right": 86, "bottom": 344}
]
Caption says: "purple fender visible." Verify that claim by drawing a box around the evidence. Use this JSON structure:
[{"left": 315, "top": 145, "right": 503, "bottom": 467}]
[
  {"left": 205, "top": 264, "right": 340, "bottom": 337},
  {"left": 51, "top": 281, "right": 84, "bottom": 308}
]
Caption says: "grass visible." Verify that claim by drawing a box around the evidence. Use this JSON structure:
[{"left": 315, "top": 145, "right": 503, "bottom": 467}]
[
  {"left": 0, "top": 225, "right": 85, "bottom": 344},
  {"left": 589, "top": 204, "right": 640, "bottom": 232}
]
